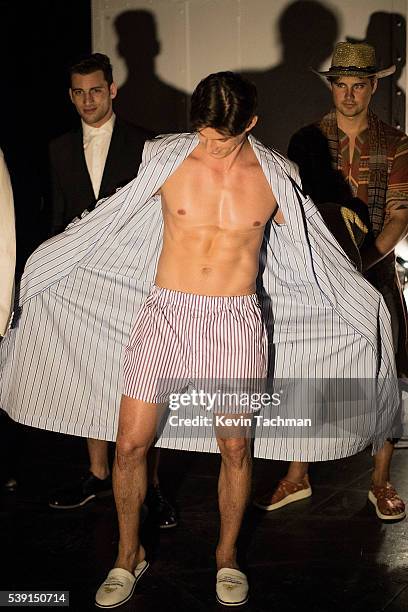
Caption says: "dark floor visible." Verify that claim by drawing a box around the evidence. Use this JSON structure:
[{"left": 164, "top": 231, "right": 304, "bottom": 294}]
[{"left": 1, "top": 424, "right": 408, "bottom": 612}]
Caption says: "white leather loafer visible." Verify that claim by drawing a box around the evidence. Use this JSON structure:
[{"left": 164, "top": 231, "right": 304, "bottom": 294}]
[
  {"left": 216, "top": 568, "right": 249, "bottom": 607},
  {"left": 95, "top": 561, "right": 149, "bottom": 608}
]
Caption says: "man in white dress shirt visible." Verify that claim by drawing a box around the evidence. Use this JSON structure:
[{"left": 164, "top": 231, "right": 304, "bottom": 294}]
[
  {"left": 48, "top": 53, "right": 150, "bottom": 234},
  {"left": 79, "top": 90, "right": 115, "bottom": 200},
  {"left": 47, "top": 53, "right": 176, "bottom": 529}
]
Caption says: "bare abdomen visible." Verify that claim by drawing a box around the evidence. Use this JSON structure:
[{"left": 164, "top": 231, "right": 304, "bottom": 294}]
[{"left": 155, "top": 226, "right": 263, "bottom": 296}]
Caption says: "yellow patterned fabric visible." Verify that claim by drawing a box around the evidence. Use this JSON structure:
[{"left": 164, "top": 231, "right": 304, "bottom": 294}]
[{"left": 340, "top": 206, "right": 368, "bottom": 248}]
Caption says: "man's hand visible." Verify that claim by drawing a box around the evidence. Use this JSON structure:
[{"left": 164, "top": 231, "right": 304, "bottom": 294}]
[{"left": 361, "top": 206, "right": 408, "bottom": 271}]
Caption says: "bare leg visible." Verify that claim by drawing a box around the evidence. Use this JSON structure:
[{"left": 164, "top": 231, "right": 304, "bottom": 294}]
[
  {"left": 87, "top": 436, "right": 160, "bottom": 485},
  {"left": 286, "top": 461, "right": 309, "bottom": 483},
  {"left": 369, "top": 439, "right": 405, "bottom": 518},
  {"left": 216, "top": 436, "right": 252, "bottom": 570},
  {"left": 372, "top": 440, "right": 393, "bottom": 486},
  {"left": 113, "top": 395, "right": 165, "bottom": 572},
  {"left": 87, "top": 439, "right": 110, "bottom": 480}
]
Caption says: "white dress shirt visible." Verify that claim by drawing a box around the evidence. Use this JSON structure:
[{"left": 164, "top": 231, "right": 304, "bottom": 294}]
[
  {"left": 82, "top": 113, "right": 115, "bottom": 198},
  {"left": 0, "top": 148, "right": 15, "bottom": 336}
]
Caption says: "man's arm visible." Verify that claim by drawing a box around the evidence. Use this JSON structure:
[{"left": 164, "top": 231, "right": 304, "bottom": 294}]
[
  {"left": 362, "top": 135, "right": 408, "bottom": 271},
  {"left": 361, "top": 209, "right": 408, "bottom": 271},
  {"left": 0, "top": 149, "right": 16, "bottom": 336}
]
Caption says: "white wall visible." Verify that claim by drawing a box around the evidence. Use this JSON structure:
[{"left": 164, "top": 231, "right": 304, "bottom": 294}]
[
  {"left": 92, "top": 0, "right": 408, "bottom": 150},
  {"left": 92, "top": 0, "right": 407, "bottom": 124}
]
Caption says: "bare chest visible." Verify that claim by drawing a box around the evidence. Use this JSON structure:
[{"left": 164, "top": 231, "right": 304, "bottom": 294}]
[{"left": 162, "top": 161, "right": 277, "bottom": 230}]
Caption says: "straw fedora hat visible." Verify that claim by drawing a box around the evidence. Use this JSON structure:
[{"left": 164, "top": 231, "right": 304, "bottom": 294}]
[{"left": 314, "top": 42, "right": 396, "bottom": 79}]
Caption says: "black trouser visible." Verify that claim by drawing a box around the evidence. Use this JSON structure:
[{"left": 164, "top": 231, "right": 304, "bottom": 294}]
[{"left": 0, "top": 409, "right": 18, "bottom": 484}]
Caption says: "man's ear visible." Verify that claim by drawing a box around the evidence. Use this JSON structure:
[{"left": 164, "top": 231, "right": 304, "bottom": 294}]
[
  {"left": 110, "top": 82, "right": 118, "bottom": 100},
  {"left": 246, "top": 115, "right": 258, "bottom": 132},
  {"left": 69, "top": 88, "right": 74, "bottom": 103}
]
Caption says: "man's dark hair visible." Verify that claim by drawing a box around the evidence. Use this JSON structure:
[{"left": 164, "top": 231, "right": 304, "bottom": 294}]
[
  {"left": 70, "top": 53, "right": 113, "bottom": 86},
  {"left": 190, "top": 71, "right": 257, "bottom": 136}
]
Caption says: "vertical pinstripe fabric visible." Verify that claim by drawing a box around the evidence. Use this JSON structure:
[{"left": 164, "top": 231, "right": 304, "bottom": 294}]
[
  {"left": 123, "top": 286, "right": 267, "bottom": 407},
  {"left": 254, "top": 219, "right": 387, "bottom": 461},
  {"left": 0, "top": 133, "right": 399, "bottom": 460},
  {"left": 251, "top": 147, "right": 398, "bottom": 461}
]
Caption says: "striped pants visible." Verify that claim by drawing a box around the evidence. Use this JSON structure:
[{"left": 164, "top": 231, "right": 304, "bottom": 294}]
[{"left": 124, "top": 286, "right": 268, "bottom": 411}]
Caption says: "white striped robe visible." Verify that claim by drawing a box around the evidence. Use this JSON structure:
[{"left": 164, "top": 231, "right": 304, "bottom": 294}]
[{"left": 0, "top": 133, "right": 399, "bottom": 460}]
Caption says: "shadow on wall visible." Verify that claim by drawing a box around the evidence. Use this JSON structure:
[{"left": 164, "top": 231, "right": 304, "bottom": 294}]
[
  {"left": 114, "top": 10, "right": 189, "bottom": 134},
  {"left": 348, "top": 12, "right": 406, "bottom": 130},
  {"left": 242, "top": 0, "right": 338, "bottom": 154}
]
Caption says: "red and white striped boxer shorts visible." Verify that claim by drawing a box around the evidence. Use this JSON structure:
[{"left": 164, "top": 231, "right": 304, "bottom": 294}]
[{"left": 124, "top": 286, "right": 268, "bottom": 410}]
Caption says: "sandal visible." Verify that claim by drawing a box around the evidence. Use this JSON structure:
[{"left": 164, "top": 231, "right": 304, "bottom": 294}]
[
  {"left": 253, "top": 475, "right": 312, "bottom": 511},
  {"left": 368, "top": 482, "right": 406, "bottom": 521}
]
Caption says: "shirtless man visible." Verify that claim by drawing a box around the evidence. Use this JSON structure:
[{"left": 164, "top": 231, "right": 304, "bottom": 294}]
[
  {"left": 0, "top": 70, "right": 398, "bottom": 608},
  {"left": 95, "top": 72, "right": 278, "bottom": 608}
]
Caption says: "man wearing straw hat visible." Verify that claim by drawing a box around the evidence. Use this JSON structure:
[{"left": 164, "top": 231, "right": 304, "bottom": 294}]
[{"left": 255, "top": 42, "right": 408, "bottom": 522}]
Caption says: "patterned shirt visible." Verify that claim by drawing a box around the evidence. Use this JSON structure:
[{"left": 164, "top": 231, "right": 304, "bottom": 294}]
[{"left": 338, "top": 124, "right": 408, "bottom": 230}]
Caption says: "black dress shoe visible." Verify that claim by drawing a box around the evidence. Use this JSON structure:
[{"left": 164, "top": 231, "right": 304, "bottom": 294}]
[
  {"left": 145, "top": 485, "right": 177, "bottom": 529},
  {"left": 48, "top": 472, "right": 112, "bottom": 509}
]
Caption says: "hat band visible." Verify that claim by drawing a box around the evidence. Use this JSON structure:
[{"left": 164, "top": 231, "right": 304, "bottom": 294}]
[{"left": 329, "top": 64, "right": 378, "bottom": 73}]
